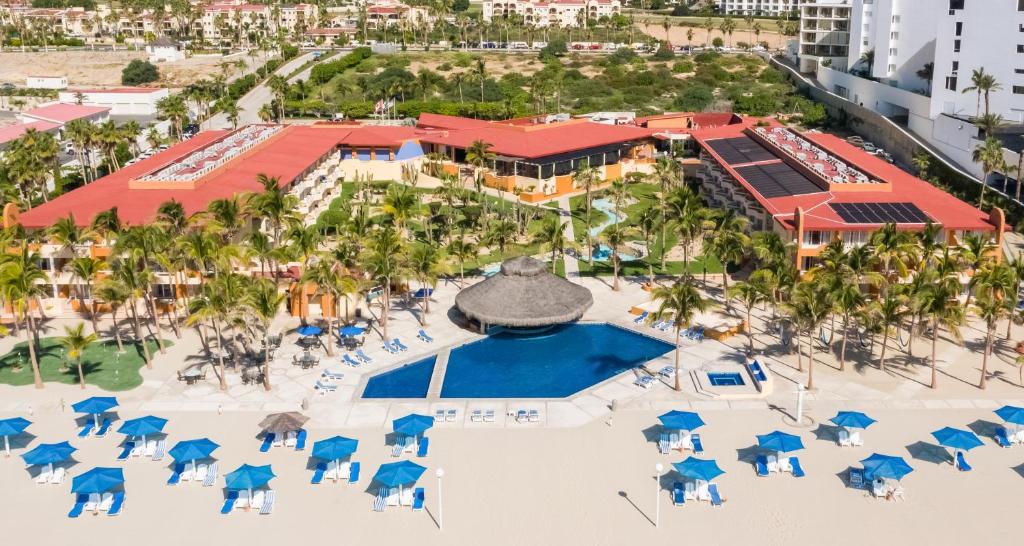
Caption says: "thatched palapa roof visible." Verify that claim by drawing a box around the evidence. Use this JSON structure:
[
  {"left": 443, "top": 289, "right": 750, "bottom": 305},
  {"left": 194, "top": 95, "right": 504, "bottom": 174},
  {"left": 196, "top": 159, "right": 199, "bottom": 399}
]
[
  {"left": 259, "top": 412, "right": 309, "bottom": 434},
  {"left": 455, "top": 256, "right": 593, "bottom": 327}
]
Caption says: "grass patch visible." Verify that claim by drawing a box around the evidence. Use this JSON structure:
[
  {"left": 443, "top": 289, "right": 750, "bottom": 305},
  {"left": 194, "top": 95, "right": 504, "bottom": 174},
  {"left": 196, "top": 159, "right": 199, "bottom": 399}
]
[
  {"left": 0, "top": 337, "right": 167, "bottom": 391},
  {"left": 577, "top": 254, "right": 722, "bottom": 277}
]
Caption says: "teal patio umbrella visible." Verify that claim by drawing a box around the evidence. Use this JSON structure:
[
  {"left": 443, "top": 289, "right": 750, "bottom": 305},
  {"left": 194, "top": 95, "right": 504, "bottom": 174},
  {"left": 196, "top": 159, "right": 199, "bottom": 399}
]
[
  {"left": 117, "top": 415, "right": 168, "bottom": 447},
  {"left": 0, "top": 417, "right": 31, "bottom": 455},
  {"left": 312, "top": 436, "right": 358, "bottom": 472},
  {"left": 71, "top": 467, "right": 124, "bottom": 494}
]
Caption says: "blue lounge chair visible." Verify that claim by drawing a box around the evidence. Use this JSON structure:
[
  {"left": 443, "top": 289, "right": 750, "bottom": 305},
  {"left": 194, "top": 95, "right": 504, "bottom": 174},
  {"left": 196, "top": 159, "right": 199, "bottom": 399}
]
[
  {"left": 650, "top": 320, "right": 666, "bottom": 330},
  {"left": 78, "top": 423, "right": 93, "bottom": 438},
  {"left": 672, "top": 482, "right": 685, "bottom": 506},
  {"left": 417, "top": 437, "right": 430, "bottom": 458},
  {"left": 311, "top": 462, "right": 326, "bottom": 485},
  {"left": 418, "top": 330, "right": 434, "bottom": 343},
  {"left": 708, "top": 483, "right": 723, "bottom": 506},
  {"left": 412, "top": 487, "right": 425, "bottom": 511},
  {"left": 755, "top": 455, "right": 770, "bottom": 477},
  {"left": 382, "top": 341, "right": 400, "bottom": 354},
  {"left": 167, "top": 463, "right": 185, "bottom": 485},
  {"left": 259, "top": 433, "right": 275, "bottom": 453},
  {"left": 295, "top": 429, "right": 307, "bottom": 451},
  {"left": 107, "top": 492, "right": 125, "bottom": 516},
  {"left": 955, "top": 451, "right": 972, "bottom": 472},
  {"left": 343, "top": 354, "right": 361, "bottom": 367},
  {"left": 658, "top": 433, "right": 670, "bottom": 455},
  {"left": 349, "top": 462, "right": 360, "bottom": 484},
  {"left": 633, "top": 311, "right": 649, "bottom": 325},
  {"left": 995, "top": 426, "right": 1013, "bottom": 448},
  {"left": 691, "top": 434, "right": 704, "bottom": 454},
  {"left": 68, "top": 494, "right": 88, "bottom": 518},
  {"left": 848, "top": 468, "right": 865, "bottom": 488},
  {"left": 373, "top": 487, "right": 387, "bottom": 512},
  {"left": 95, "top": 418, "right": 112, "bottom": 437},
  {"left": 116, "top": 441, "right": 135, "bottom": 461},
  {"left": 790, "top": 457, "right": 806, "bottom": 478},
  {"left": 220, "top": 491, "right": 238, "bottom": 514},
  {"left": 658, "top": 320, "right": 675, "bottom": 332},
  {"left": 355, "top": 350, "right": 373, "bottom": 363},
  {"left": 750, "top": 361, "right": 768, "bottom": 382},
  {"left": 393, "top": 338, "right": 409, "bottom": 351}
]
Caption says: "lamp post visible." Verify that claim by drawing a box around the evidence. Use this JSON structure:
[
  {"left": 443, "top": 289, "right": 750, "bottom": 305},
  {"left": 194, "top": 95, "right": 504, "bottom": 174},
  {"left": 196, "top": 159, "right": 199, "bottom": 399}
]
[
  {"left": 436, "top": 468, "right": 445, "bottom": 531},
  {"left": 654, "top": 463, "right": 663, "bottom": 528},
  {"left": 795, "top": 383, "right": 806, "bottom": 426}
]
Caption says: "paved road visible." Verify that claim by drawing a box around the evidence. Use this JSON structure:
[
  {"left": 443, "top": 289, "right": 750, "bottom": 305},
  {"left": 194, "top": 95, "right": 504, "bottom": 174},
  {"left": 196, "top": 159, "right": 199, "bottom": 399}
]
[{"left": 203, "top": 52, "right": 314, "bottom": 130}]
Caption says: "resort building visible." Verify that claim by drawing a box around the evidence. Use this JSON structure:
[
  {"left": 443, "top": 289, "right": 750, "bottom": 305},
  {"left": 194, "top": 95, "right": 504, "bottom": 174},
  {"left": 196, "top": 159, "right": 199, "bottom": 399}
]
[
  {"left": 481, "top": 0, "right": 622, "bottom": 28},
  {"left": 195, "top": 1, "right": 317, "bottom": 42},
  {"left": 796, "top": 0, "right": 852, "bottom": 73},
  {"left": 57, "top": 87, "right": 170, "bottom": 117},
  {"left": 715, "top": 0, "right": 798, "bottom": 17},
  {"left": 691, "top": 122, "right": 1005, "bottom": 271},
  {"left": 18, "top": 103, "right": 110, "bottom": 135}
]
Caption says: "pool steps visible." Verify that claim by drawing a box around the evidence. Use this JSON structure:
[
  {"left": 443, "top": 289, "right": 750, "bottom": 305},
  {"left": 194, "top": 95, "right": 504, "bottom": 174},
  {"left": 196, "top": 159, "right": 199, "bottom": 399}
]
[{"left": 425, "top": 347, "right": 452, "bottom": 400}]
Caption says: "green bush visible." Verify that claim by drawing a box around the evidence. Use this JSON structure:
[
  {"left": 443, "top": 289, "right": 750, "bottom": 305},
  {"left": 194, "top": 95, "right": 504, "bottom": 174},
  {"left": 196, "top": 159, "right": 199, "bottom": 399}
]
[
  {"left": 540, "top": 39, "right": 568, "bottom": 59},
  {"left": 309, "top": 47, "right": 372, "bottom": 85},
  {"left": 673, "top": 84, "right": 715, "bottom": 111},
  {"left": 672, "top": 61, "right": 695, "bottom": 74},
  {"left": 652, "top": 43, "right": 675, "bottom": 60},
  {"left": 121, "top": 59, "right": 159, "bottom": 85},
  {"left": 281, "top": 44, "right": 299, "bottom": 60},
  {"left": 712, "top": 37, "right": 725, "bottom": 48}
]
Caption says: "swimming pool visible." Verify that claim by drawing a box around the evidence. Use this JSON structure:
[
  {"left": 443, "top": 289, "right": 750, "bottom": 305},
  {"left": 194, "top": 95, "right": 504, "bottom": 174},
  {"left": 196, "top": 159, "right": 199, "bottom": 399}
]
[
  {"left": 360, "top": 323, "right": 674, "bottom": 399},
  {"left": 362, "top": 356, "right": 437, "bottom": 398},
  {"left": 706, "top": 372, "right": 745, "bottom": 387}
]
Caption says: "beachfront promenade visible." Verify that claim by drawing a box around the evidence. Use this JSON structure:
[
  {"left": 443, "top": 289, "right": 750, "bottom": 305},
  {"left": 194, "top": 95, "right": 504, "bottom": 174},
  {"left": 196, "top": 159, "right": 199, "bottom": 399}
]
[{"left": 1, "top": 275, "right": 1023, "bottom": 545}]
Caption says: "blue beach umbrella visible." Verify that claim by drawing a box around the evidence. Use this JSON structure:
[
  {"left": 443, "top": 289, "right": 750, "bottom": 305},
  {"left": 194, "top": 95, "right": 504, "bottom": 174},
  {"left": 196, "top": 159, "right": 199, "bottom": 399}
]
[
  {"left": 224, "top": 464, "right": 275, "bottom": 491},
  {"left": 22, "top": 441, "right": 76, "bottom": 467},
  {"left": 71, "top": 467, "right": 124, "bottom": 494},
  {"left": 117, "top": 416, "right": 168, "bottom": 446},
  {"left": 372, "top": 460, "right": 426, "bottom": 487},
  {"left": 71, "top": 397, "right": 118, "bottom": 428},
  {"left": 829, "top": 411, "right": 876, "bottom": 430},
  {"left": 995, "top": 405, "right": 1024, "bottom": 426},
  {"left": 672, "top": 457, "right": 725, "bottom": 482},
  {"left": 392, "top": 414, "right": 434, "bottom": 437},
  {"left": 658, "top": 411, "right": 705, "bottom": 431},
  {"left": 297, "top": 325, "right": 322, "bottom": 337},
  {"left": 756, "top": 430, "right": 804, "bottom": 453},
  {"left": 0, "top": 417, "right": 31, "bottom": 455},
  {"left": 861, "top": 454, "right": 914, "bottom": 481},
  {"left": 338, "top": 325, "right": 365, "bottom": 337},
  {"left": 168, "top": 438, "right": 219, "bottom": 468},
  {"left": 931, "top": 427, "right": 984, "bottom": 451},
  {"left": 312, "top": 436, "right": 358, "bottom": 463}
]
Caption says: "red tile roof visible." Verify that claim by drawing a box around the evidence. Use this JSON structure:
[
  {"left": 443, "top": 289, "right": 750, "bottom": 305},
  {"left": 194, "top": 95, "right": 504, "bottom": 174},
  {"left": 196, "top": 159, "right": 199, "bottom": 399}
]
[
  {"left": 692, "top": 124, "right": 995, "bottom": 232},
  {"left": 22, "top": 103, "right": 109, "bottom": 124},
  {"left": 417, "top": 113, "right": 491, "bottom": 130},
  {"left": 18, "top": 125, "right": 348, "bottom": 229},
  {"left": 0, "top": 121, "right": 61, "bottom": 145},
  {"left": 68, "top": 87, "right": 167, "bottom": 94}
]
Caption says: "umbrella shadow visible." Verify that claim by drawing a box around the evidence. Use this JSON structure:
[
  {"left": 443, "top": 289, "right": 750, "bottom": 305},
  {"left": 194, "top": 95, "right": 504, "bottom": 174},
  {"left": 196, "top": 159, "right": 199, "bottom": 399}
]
[
  {"left": 1012, "top": 463, "right": 1024, "bottom": 480},
  {"left": 735, "top": 445, "right": 761, "bottom": 465},
  {"left": 837, "top": 467, "right": 867, "bottom": 490},
  {"left": 6, "top": 431, "right": 37, "bottom": 451},
  {"left": 811, "top": 423, "right": 840, "bottom": 443},
  {"left": 617, "top": 490, "right": 655, "bottom": 526},
  {"left": 25, "top": 456, "right": 82, "bottom": 479},
  {"left": 905, "top": 440, "right": 951, "bottom": 465},
  {"left": 639, "top": 425, "right": 662, "bottom": 445},
  {"left": 965, "top": 419, "right": 1002, "bottom": 443}
]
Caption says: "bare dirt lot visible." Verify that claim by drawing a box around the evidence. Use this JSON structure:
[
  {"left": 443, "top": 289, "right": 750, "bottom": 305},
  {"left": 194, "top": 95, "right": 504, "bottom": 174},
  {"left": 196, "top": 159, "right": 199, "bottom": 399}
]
[
  {"left": 638, "top": 22, "right": 790, "bottom": 50},
  {"left": 0, "top": 50, "right": 255, "bottom": 89}
]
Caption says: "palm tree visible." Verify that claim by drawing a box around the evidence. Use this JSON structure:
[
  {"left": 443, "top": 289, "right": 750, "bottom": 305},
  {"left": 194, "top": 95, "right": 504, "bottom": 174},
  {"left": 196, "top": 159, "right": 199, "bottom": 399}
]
[
  {"left": 859, "top": 49, "right": 875, "bottom": 76},
  {"left": 362, "top": 226, "right": 405, "bottom": 342},
  {"left": 650, "top": 278, "right": 710, "bottom": 391},
  {"left": 784, "top": 281, "right": 831, "bottom": 388},
  {"left": 69, "top": 257, "right": 102, "bottom": 335},
  {"left": 706, "top": 211, "right": 749, "bottom": 307},
  {"left": 572, "top": 159, "right": 601, "bottom": 265},
  {"left": 832, "top": 275, "right": 866, "bottom": 371},
  {"left": 652, "top": 157, "right": 681, "bottom": 269},
  {"left": 731, "top": 280, "right": 766, "bottom": 353},
  {"left": 156, "top": 95, "right": 188, "bottom": 140},
  {"left": 917, "top": 281, "right": 965, "bottom": 389},
  {"left": 382, "top": 184, "right": 420, "bottom": 234},
  {"left": 447, "top": 237, "right": 477, "bottom": 286},
  {"left": 869, "top": 291, "right": 907, "bottom": 373},
  {"left": 244, "top": 279, "right": 286, "bottom": 391},
  {"left": 95, "top": 280, "right": 128, "bottom": 353},
  {"left": 869, "top": 222, "right": 917, "bottom": 287},
  {"left": 474, "top": 56, "right": 487, "bottom": 101},
  {"left": 962, "top": 68, "right": 1001, "bottom": 118},
  {"left": 408, "top": 243, "right": 447, "bottom": 324},
  {"left": 57, "top": 322, "right": 97, "bottom": 389},
  {"left": 637, "top": 207, "right": 660, "bottom": 287},
  {"left": 186, "top": 280, "right": 231, "bottom": 391},
  {"left": 465, "top": 139, "right": 495, "bottom": 213},
  {"left": 973, "top": 289, "right": 1008, "bottom": 390},
  {"left": 972, "top": 137, "right": 1004, "bottom": 209},
  {"left": 603, "top": 223, "right": 627, "bottom": 291},
  {"left": 916, "top": 62, "right": 934, "bottom": 94},
  {"left": 534, "top": 215, "right": 568, "bottom": 274},
  {"left": 0, "top": 243, "right": 49, "bottom": 388}
]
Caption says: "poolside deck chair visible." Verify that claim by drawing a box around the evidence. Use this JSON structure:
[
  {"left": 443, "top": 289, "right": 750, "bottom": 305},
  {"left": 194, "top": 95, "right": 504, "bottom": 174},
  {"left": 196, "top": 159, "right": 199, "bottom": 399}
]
[
  {"left": 691, "top": 434, "right": 704, "bottom": 454},
  {"left": 259, "top": 433, "right": 275, "bottom": 453},
  {"left": 447, "top": 409, "right": 457, "bottom": 422},
  {"left": 417, "top": 437, "right": 430, "bottom": 458},
  {"left": 658, "top": 433, "right": 670, "bottom": 455},
  {"left": 167, "top": 462, "right": 185, "bottom": 486},
  {"left": 35, "top": 466, "right": 52, "bottom": 484},
  {"left": 117, "top": 441, "right": 135, "bottom": 461},
  {"left": 516, "top": 410, "right": 527, "bottom": 423},
  {"left": 315, "top": 379, "right": 338, "bottom": 395},
  {"left": 311, "top": 462, "right": 326, "bottom": 485},
  {"left": 471, "top": 409, "right": 483, "bottom": 422},
  {"left": 418, "top": 330, "right": 434, "bottom": 343},
  {"left": 400, "top": 487, "right": 414, "bottom": 506},
  {"left": 349, "top": 462, "right": 360, "bottom": 484},
  {"left": 382, "top": 341, "right": 400, "bottom": 354},
  {"left": 295, "top": 429, "right": 307, "bottom": 451},
  {"left": 435, "top": 409, "right": 445, "bottom": 422},
  {"left": 790, "top": 457, "right": 805, "bottom": 478},
  {"left": 658, "top": 365, "right": 674, "bottom": 378},
  {"left": 393, "top": 338, "right": 409, "bottom": 351},
  {"left": 403, "top": 436, "right": 416, "bottom": 454},
  {"left": 194, "top": 464, "right": 208, "bottom": 484},
  {"left": 848, "top": 468, "right": 865, "bottom": 489},
  {"left": 708, "top": 483, "right": 723, "bottom": 506},
  {"left": 484, "top": 410, "right": 495, "bottom": 423},
  {"left": 838, "top": 429, "right": 852, "bottom": 447},
  {"left": 221, "top": 491, "right": 238, "bottom": 514},
  {"left": 391, "top": 438, "right": 405, "bottom": 458},
  {"left": 50, "top": 466, "right": 65, "bottom": 485},
  {"left": 955, "top": 451, "right": 972, "bottom": 472},
  {"left": 322, "top": 369, "right": 345, "bottom": 380},
  {"left": 259, "top": 490, "right": 275, "bottom": 515},
  {"left": 373, "top": 487, "right": 387, "bottom": 512},
  {"left": 672, "top": 482, "right": 685, "bottom": 506},
  {"left": 203, "top": 462, "right": 219, "bottom": 487},
  {"left": 996, "top": 426, "right": 1013, "bottom": 448},
  {"left": 633, "top": 311, "right": 649, "bottom": 325},
  {"left": 107, "top": 492, "right": 125, "bottom": 516},
  {"left": 755, "top": 455, "right": 770, "bottom": 477},
  {"left": 650, "top": 320, "right": 666, "bottom": 330},
  {"left": 95, "top": 418, "right": 112, "bottom": 437},
  {"left": 356, "top": 349, "right": 373, "bottom": 363},
  {"left": 343, "top": 354, "right": 361, "bottom": 367},
  {"left": 68, "top": 494, "right": 88, "bottom": 518},
  {"left": 528, "top": 409, "right": 540, "bottom": 422},
  {"left": 412, "top": 488, "right": 425, "bottom": 511},
  {"left": 668, "top": 432, "right": 680, "bottom": 450},
  {"left": 850, "top": 430, "right": 864, "bottom": 447},
  {"left": 77, "top": 423, "right": 93, "bottom": 438},
  {"left": 153, "top": 439, "right": 166, "bottom": 461},
  {"left": 658, "top": 320, "right": 675, "bottom": 332}
]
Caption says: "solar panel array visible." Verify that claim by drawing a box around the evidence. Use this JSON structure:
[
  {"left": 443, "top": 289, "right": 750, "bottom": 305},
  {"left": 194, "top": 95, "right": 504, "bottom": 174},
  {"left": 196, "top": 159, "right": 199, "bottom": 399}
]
[
  {"left": 830, "top": 202, "right": 931, "bottom": 224},
  {"left": 706, "top": 137, "right": 776, "bottom": 165},
  {"left": 734, "top": 163, "right": 825, "bottom": 198}
]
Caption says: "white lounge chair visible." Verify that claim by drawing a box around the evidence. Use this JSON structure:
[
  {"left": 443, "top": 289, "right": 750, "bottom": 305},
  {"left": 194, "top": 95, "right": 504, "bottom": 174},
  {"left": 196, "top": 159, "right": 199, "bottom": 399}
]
[
  {"left": 400, "top": 487, "right": 414, "bottom": 506},
  {"left": 49, "top": 466, "right": 65, "bottom": 485},
  {"left": 471, "top": 410, "right": 483, "bottom": 422},
  {"left": 528, "top": 409, "right": 540, "bottom": 422},
  {"left": 386, "top": 487, "right": 400, "bottom": 506},
  {"left": 484, "top": 410, "right": 495, "bottom": 423},
  {"left": 195, "top": 463, "right": 209, "bottom": 483},
  {"left": 204, "top": 462, "right": 219, "bottom": 487},
  {"left": 850, "top": 430, "right": 864, "bottom": 446},
  {"left": 446, "top": 409, "right": 457, "bottom": 422},
  {"left": 181, "top": 462, "right": 196, "bottom": 482},
  {"left": 98, "top": 492, "right": 114, "bottom": 512},
  {"left": 84, "top": 493, "right": 100, "bottom": 512},
  {"left": 35, "top": 467, "right": 52, "bottom": 484},
  {"left": 259, "top": 490, "right": 275, "bottom": 515},
  {"left": 838, "top": 429, "right": 852, "bottom": 447},
  {"left": 284, "top": 431, "right": 297, "bottom": 448}
]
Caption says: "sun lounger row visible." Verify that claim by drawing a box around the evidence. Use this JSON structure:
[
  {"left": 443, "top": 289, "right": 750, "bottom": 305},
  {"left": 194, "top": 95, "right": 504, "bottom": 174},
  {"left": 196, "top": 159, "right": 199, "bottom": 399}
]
[
  {"left": 373, "top": 485, "right": 424, "bottom": 512},
  {"left": 672, "top": 480, "right": 723, "bottom": 506},
  {"left": 434, "top": 408, "right": 458, "bottom": 422},
  {"left": 311, "top": 460, "right": 361, "bottom": 485},
  {"left": 514, "top": 409, "right": 541, "bottom": 423},
  {"left": 168, "top": 461, "right": 219, "bottom": 486},
  {"left": 221, "top": 489, "right": 275, "bottom": 515},
  {"left": 417, "top": 330, "right": 434, "bottom": 343},
  {"left": 79, "top": 418, "right": 113, "bottom": 438},
  {"left": 36, "top": 466, "right": 65, "bottom": 485},
  {"left": 470, "top": 409, "right": 497, "bottom": 422},
  {"left": 837, "top": 428, "right": 864, "bottom": 447},
  {"left": 755, "top": 455, "right": 804, "bottom": 477},
  {"left": 69, "top": 492, "right": 124, "bottom": 518},
  {"left": 383, "top": 339, "right": 409, "bottom": 354}
]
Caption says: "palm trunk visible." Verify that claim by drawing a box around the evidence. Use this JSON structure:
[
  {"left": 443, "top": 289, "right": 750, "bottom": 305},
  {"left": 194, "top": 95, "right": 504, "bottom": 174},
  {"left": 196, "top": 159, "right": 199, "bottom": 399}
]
[
  {"left": 839, "top": 314, "right": 849, "bottom": 371},
  {"left": 145, "top": 295, "right": 166, "bottom": 354},
  {"left": 930, "top": 319, "right": 939, "bottom": 389},
  {"left": 673, "top": 328, "right": 682, "bottom": 391},
  {"left": 796, "top": 330, "right": 803, "bottom": 372},
  {"left": 76, "top": 359, "right": 86, "bottom": 389},
  {"left": 26, "top": 313, "right": 43, "bottom": 389},
  {"left": 878, "top": 328, "right": 889, "bottom": 372},
  {"left": 381, "top": 283, "right": 390, "bottom": 342},
  {"left": 110, "top": 306, "right": 124, "bottom": 352},
  {"left": 746, "top": 308, "right": 753, "bottom": 353},
  {"left": 807, "top": 331, "right": 815, "bottom": 389},
  {"left": 612, "top": 256, "right": 620, "bottom": 291},
  {"left": 263, "top": 326, "right": 273, "bottom": 392},
  {"left": 212, "top": 319, "right": 228, "bottom": 391},
  {"left": 906, "top": 314, "right": 916, "bottom": 356},
  {"left": 980, "top": 323, "right": 993, "bottom": 389},
  {"left": 127, "top": 301, "right": 152, "bottom": 368}
]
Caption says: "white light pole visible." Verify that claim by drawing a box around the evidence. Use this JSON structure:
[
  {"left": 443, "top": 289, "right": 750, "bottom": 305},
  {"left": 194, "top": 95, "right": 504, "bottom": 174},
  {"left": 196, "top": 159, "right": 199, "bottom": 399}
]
[
  {"left": 435, "top": 468, "right": 444, "bottom": 531},
  {"left": 654, "top": 463, "right": 664, "bottom": 528},
  {"left": 795, "top": 383, "right": 806, "bottom": 426}
]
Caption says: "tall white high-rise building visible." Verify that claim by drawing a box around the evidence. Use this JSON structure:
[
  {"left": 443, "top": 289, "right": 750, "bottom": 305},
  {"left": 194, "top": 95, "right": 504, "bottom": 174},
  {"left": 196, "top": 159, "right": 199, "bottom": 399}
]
[
  {"left": 717, "top": 0, "right": 798, "bottom": 16},
  {"left": 797, "top": 0, "right": 852, "bottom": 72}
]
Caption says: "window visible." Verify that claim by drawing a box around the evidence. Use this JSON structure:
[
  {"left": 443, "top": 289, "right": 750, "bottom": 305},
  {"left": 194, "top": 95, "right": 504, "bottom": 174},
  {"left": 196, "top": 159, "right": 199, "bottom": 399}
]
[
  {"left": 949, "top": 0, "right": 964, "bottom": 9},
  {"left": 890, "top": 31, "right": 899, "bottom": 39},
  {"left": 1019, "top": 0, "right": 1024, "bottom": 10},
  {"left": 889, "top": 48, "right": 897, "bottom": 56},
  {"left": 1016, "top": 69, "right": 1024, "bottom": 74},
  {"left": 1019, "top": 44, "right": 1024, "bottom": 53},
  {"left": 802, "top": 230, "right": 832, "bottom": 246},
  {"left": 955, "top": 22, "right": 963, "bottom": 36},
  {"left": 945, "top": 76, "right": 958, "bottom": 91},
  {"left": 952, "top": 61, "right": 959, "bottom": 73},
  {"left": 891, "top": 15, "right": 900, "bottom": 23},
  {"left": 954, "top": 39, "right": 961, "bottom": 52},
  {"left": 841, "top": 231, "right": 867, "bottom": 247},
  {"left": 888, "top": 64, "right": 897, "bottom": 73},
  {"left": 1014, "top": 86, "right": 1024, "bottom": 94}
]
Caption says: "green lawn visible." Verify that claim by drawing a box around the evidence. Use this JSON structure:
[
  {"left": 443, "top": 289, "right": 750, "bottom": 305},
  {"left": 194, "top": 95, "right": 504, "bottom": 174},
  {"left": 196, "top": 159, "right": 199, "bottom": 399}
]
[
  {"left": 576, "top": 254, "right": 722, "bottom": 277},
  {"left": 0, "top": 337, "right": 167, "bottom": 391}
]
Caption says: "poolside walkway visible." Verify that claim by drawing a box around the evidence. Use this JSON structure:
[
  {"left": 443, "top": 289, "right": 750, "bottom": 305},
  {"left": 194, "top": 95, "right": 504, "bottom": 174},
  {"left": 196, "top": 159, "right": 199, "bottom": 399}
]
[{"left": 556, "top": 196, "right": 580, "bottom": 279}]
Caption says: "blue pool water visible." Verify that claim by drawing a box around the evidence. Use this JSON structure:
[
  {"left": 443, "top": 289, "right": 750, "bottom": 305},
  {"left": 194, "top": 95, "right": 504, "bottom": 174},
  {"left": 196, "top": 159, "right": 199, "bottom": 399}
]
[
  {"left": 707, "top": 372, "right": 745, "bottom": 387},
  {"left": 362, "top": 356, "right": 437, "bottom": 398},
  {"left": 360, "top": 323, "right": 674, "bottom": 399}
]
